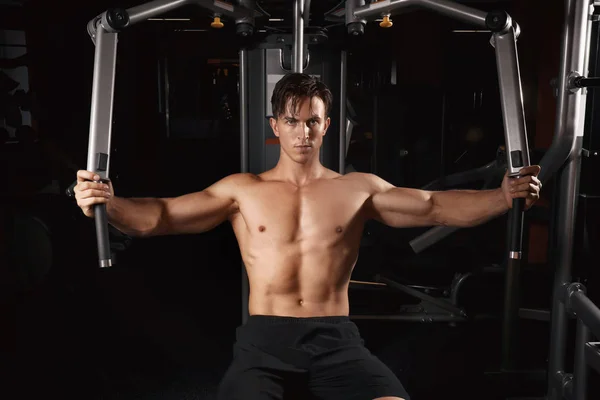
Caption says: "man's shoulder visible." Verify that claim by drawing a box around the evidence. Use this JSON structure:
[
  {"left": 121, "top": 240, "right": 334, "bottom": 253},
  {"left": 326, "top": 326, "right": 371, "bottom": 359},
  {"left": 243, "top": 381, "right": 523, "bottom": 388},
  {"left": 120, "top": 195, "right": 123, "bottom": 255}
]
[
  {"left": 221, "top": 172, "right": 260, "bottom": 184},
  {"left": 339, "top": 171, "right": 379, "bottom": 185},
  {"left": 210, "top": 173, "right": 260, "bottom": 193},
  {"left": 339, "top": 172, "right": 395, "bottom": 194}
]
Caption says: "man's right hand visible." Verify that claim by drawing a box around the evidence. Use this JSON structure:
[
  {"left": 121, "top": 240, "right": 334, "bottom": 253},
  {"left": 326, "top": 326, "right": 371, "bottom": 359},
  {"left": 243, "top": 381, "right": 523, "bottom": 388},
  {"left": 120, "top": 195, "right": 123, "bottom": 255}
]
[{"left": 74, "top": 170, "right": 114, "bottom": 218}]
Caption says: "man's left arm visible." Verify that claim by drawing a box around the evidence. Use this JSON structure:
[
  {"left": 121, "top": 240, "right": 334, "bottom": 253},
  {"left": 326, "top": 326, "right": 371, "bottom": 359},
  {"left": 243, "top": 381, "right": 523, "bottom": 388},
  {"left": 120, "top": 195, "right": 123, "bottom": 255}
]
[{"left": 365, "top": 165, "right": 542, "bottom": 228}]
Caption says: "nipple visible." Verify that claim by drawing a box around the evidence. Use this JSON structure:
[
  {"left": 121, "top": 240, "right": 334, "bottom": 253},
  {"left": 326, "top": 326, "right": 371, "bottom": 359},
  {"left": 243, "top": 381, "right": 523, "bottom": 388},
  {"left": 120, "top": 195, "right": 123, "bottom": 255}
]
[
  {"left": 336, "top": 226, "right": 343, "bottom": 233},
  {"left": 258, "top": 225, "right": 266, "bottom": 232}
]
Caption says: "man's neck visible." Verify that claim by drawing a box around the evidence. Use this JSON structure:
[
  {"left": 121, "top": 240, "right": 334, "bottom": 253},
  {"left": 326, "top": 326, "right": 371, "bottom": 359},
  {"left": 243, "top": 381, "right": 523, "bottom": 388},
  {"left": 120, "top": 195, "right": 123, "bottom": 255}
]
[{"left": 273, "top": 154, "right": 326, "bottom": 186}]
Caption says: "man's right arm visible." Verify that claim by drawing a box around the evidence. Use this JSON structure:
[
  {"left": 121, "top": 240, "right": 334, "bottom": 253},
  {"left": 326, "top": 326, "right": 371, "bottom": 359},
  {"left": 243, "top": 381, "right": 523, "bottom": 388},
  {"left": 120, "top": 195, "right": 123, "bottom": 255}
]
[{"left": 74, "top": 170, "right": 246, "bottom": 237}]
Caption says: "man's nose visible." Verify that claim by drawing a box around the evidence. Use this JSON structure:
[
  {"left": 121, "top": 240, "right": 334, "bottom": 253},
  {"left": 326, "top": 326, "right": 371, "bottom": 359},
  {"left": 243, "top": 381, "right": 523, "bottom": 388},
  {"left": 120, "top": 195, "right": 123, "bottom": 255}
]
[{"left": 302, "top": 123, "right": 310, "bottom": 138}]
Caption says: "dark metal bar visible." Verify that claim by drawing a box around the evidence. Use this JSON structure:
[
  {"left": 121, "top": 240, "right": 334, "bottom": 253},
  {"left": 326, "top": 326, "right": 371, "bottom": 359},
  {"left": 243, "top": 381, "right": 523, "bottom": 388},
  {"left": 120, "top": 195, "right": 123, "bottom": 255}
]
[
  {"left": 573, "top": 76, "right": 600, "bottom": 87},
  {"left": 293, "top": 0, "right": 304, "bottom": 72},
  {"left": 376, "top": 275, "right": 466, "bottom": 317},
  {"left": 239, "top": 49, "right": 249, "bottom": 174},
  {"left": 571, "top": 288, "right": 600, "bottom": 339},
  {"left": 303, "top": 0, "right": 312, "bottom": 25},
  {"left": 585, "top": 343, "right": 600, "bottom": 375},
  {"left": 87, "top": 0, "right": 257, "bottom": 41},
  {"left": 339, "top": 50, "right": 347, "bottom": 174},
  {"left": 519, "top": 308, "right": 551, "bottom": 322},
  {"left": 350, "top": 314, "right": 467, "bottom": 322},
  {"left": 573, "top": 318, "right": 590, "bottom": 400},
  {"left": 128, "top": 0, "right": 254, "bottom": 26},
  {"left": 127, "top": 0, "right": 191, "bottom": 25},
  {"left": 409, "top": 225, "right": 459, "bottom": 253},
  {"left": 502, "top": 199, "right": 526, "bottom": 369},
  {"left": 353, "top": 0, "right": 487, "bottom": 29},
  {"left": 371, "top": 94, "right": 378, "bottom": 174},
  {"left": 548, "top": 142, "right": 585, "bottom": 399},
  {"left": 239, "top": 48, "right": 249, "bottom": 324},
  {"left": 421, "top": 159, "right": 501, "bottom": 190}
]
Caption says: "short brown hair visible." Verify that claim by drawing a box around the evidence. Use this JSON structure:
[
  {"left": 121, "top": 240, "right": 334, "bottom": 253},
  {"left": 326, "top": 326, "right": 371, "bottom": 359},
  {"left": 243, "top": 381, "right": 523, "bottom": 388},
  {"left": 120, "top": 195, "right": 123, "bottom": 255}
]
[{"left": 271, "top": 73, "right": 333, "bottom": 118}]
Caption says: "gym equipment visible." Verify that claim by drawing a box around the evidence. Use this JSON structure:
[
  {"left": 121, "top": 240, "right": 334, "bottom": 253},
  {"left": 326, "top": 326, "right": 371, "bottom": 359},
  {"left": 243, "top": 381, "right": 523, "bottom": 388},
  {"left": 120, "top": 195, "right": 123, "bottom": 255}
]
[
  {"left": 82, "top": 1, "right": 600, "bottom": 396},
  {"left": 332, "top": 0, "right": 531, "bottom": 374},
  {"left": 410, "top": 146, "right": 507, "bottom": 254},
  {"left": 84, "top": 0, "right": 262, "bottom": 270},
  {"left": 84, "top": 0, "right": 529, "bottom": 324},
  {"left": 541, "top": 1, "right": 600, "bottom": 399},
  {"left": 350, "top": 148, "right": 508, "bottom": 323},
  {"left": 84, "top": 0, "right": 350, "bottom": 324}
]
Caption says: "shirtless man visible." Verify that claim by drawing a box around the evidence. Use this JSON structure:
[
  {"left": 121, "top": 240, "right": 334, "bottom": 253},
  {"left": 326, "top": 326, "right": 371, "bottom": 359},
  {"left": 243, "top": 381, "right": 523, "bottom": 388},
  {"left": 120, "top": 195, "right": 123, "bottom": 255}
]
[{"left": 74, "top": 73, "right": 541, "bottom": 400}]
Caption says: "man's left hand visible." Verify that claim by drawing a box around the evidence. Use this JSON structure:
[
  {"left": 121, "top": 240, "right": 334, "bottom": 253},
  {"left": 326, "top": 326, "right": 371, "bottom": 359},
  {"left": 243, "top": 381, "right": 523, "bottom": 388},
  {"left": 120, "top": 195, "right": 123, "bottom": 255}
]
[{"left": 501, "top": 165, "right": 542, "bottom": 210}]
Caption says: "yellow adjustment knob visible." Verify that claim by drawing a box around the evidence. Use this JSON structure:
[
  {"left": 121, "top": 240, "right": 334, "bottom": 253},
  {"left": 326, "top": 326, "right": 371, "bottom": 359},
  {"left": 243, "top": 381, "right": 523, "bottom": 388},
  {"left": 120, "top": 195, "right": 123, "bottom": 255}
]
[
  {"left": 211, "top": 16, "right": 224, "bottom": 28},
  {"left": 380, "top": 15, "right": 393, "bottom": 28}
]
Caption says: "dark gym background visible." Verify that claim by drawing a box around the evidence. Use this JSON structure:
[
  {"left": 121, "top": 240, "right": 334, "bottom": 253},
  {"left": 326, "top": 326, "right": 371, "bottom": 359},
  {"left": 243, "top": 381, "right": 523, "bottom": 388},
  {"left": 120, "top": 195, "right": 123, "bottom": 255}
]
[{"left": 2, "top": 0, "right": 599, "bottom": 399}]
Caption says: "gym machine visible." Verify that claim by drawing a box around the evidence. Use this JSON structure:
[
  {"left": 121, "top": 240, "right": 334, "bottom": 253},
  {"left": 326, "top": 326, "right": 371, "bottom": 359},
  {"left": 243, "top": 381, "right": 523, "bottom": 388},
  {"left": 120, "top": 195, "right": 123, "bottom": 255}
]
[
  {"left": 83, "top": 0, "right": 600, "bottom": 396},
  {"left": 538, "top": 1, "right": 600, "bottom": 399},
  {"left": 83, "top": 0, "right": 264, "bottom": 330},
  {"left": 83, "top": 0, "right": 351, "bottom": 325},
  {"left": 84, "top": 0, "right": 260, "bottom": 270},
  {"left": 335, "top": 0, "right": 530, "bottom": 372}
]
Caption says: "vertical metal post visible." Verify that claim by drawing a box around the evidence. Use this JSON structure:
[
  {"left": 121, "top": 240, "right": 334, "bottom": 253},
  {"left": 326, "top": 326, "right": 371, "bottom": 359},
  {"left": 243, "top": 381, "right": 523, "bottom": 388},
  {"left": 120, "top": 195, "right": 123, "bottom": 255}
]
[
  {"left": 339, "top": 50, "right": 347, "bottom": 174},
  {"left": 573, "top": 318, "right": 590, "bottom": 400},
  {"left": 239, "top": 48, "right": 249, "bottom": 324},
  {"left": 164, "top": 57, "right": 171, "bottom": 138},
  {"left": 240, "top": 49, "right": 249, "bottom": 174},
  {"left": 293, "top": 0, "right": 304, "bottom": 72},
  {"left": 546, "top": 0, "right": 593, "bottom": 398},
  {"left": 371, "top": 94, "right": 378, "bottom": 174}
]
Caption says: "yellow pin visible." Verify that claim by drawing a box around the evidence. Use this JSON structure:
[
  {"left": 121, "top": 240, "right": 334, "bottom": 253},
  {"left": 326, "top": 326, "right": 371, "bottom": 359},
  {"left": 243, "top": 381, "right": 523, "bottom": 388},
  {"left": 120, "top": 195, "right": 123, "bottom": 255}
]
[
  {"left": 380, "top": 15, "right": 393, "bottom": 28},
  {"left": 211, "top": 16, "right": 224, "bottom": 28}
]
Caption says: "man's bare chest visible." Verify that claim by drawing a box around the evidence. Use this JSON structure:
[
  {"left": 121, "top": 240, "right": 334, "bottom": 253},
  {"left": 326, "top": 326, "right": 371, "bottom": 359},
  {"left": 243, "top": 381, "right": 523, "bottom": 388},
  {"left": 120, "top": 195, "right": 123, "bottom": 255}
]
[{"left": 234, "top": 182, "right": 370, "bottom": 240}]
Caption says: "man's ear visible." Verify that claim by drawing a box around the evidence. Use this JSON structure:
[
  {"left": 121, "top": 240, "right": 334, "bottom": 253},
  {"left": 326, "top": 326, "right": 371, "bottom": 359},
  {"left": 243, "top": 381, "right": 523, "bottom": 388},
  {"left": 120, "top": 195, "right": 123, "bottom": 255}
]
[
  {"left": 269, "top": 117, "right": 280, "bottom": 137},
  {"left": 323, "top": 117, "right": 331, "bottom": 136}
]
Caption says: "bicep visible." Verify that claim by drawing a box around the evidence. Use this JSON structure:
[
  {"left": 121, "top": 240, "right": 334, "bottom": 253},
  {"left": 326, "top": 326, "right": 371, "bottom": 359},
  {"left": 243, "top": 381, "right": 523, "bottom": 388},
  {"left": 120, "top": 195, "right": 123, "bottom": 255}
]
[
  {"left": 368, "top": 186, "right": 438, "bottom": 228},
  {"left": 161, "top": 179, "right": 238, "bottom": 234}
]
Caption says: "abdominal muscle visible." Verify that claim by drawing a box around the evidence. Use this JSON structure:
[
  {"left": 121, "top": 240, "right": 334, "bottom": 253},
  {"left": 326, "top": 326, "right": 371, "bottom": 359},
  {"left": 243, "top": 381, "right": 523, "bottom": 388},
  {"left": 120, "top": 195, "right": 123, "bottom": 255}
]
[{"left": 242, "top": 240, "right": 358, "bottom": 318}]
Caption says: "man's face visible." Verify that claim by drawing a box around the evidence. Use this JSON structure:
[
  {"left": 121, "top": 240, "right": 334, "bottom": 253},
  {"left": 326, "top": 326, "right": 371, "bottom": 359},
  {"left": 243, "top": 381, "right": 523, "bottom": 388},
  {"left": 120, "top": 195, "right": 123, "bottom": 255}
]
[{"left": 269, "top": 96, "right": 330, "bottom": 164}]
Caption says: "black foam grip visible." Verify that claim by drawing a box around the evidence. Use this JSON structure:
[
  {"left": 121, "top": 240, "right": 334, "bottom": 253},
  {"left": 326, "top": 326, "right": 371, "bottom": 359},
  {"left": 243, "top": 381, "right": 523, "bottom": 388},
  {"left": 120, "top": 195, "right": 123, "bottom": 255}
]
[
  {"left": 509, "top": 198, "right": 525, "bottom": 252},
  {"left": 94, "top": 204, "right": 112, "bottom": 264},
  {"left": 501, "top": 255, "right": 521, "bottom": 369}
]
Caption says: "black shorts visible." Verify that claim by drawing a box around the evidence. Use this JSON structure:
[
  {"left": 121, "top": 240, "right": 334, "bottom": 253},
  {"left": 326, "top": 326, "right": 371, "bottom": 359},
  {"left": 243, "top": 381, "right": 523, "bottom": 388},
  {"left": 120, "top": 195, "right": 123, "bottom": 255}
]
[{"left": 217, "top": 315, "right": 410, "bottom": 400}]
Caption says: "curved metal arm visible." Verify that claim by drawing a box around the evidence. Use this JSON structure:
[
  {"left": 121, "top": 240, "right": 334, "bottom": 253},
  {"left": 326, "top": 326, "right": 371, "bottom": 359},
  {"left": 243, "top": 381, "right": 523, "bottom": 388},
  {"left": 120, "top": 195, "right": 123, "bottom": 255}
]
[
  {"left": 421, "top": 159, "right": 503, "bottom": 191},
  {"left": 87, "top": 0, "right": 260, "bottom": 43}
]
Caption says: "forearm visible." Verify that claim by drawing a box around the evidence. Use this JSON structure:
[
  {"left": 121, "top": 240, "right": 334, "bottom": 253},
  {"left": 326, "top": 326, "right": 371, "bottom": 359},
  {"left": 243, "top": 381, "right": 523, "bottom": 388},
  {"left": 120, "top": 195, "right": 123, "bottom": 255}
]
[
  {"left": 432, "top": 188, "right": 508, "bottom": 227},
  {"left": 107, "top": 196, "right": 166, "bottom": 237}
]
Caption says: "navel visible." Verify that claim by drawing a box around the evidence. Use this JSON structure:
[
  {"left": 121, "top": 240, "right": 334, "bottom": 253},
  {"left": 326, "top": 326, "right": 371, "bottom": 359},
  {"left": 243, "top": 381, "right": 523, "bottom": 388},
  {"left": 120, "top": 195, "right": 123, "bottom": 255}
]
[
  {"left": 258, "top": 225, "right": 266, "bottom": 232},
  {"left": 298, "top": 299, "right": 304, "bottom": 306},
  {"left": 336, "top": 226, "right": 343, "bottom": 233}
]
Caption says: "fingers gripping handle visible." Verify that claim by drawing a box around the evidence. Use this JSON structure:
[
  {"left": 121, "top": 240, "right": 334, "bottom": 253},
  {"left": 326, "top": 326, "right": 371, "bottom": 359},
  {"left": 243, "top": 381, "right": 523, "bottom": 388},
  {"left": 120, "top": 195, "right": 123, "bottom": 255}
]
[{"left": 94, "top": 204, "right": 112, "bottom": 268}]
